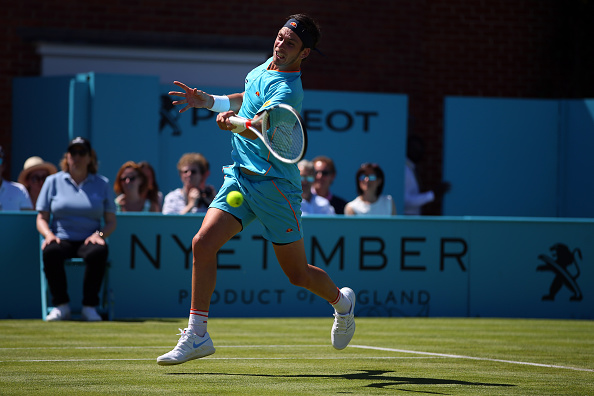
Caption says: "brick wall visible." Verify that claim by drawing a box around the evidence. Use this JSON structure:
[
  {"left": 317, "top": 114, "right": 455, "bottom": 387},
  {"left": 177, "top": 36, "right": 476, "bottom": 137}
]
[{"left": 2, "top": 0, "right": 592, "bottom": 214}]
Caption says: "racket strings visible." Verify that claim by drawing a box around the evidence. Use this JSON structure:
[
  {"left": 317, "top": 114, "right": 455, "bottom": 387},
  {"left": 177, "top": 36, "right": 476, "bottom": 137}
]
[{"left": 265, "top": 108, "right": 304, "bottom": 162}]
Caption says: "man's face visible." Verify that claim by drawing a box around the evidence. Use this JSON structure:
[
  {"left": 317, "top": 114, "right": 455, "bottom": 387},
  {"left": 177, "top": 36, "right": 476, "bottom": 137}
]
[
  {"left": 313, "top": 161, "right": 334, "bottom": 191},
  {"left": 179, "top": 165, "right": 203, "bottom": 189},
  {"left": 272, "top": 27, "right": 310, "bottom": 71}
]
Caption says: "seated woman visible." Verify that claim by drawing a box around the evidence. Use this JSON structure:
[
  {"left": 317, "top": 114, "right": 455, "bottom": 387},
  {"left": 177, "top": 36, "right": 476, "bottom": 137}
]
[
  {"left": 17, "top": 156, "right": 57, "bottom": 208},
  {"left": 138, "top": 161, "right": 163, "bottom": 212},
  {"left": 344, "top": 162, "right": 396, "bottom": 216},
  {"left": 36, "top": 137, "right": 117, "bottom": 321},
  {"left": 114, "top": 161, "right": 160, "bottom": 212}
]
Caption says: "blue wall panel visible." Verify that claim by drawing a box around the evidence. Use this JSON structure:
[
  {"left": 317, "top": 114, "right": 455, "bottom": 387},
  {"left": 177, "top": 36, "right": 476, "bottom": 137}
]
[
  {"left": 443, "top": 97, "right": 559, "bottom": 217},
  {"left": 559, "top": 99, "right": 594, "bottom": 217}
]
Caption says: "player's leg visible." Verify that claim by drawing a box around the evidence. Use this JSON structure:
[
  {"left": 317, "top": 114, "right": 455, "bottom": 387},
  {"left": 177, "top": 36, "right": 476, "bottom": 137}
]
[
  {"left": 191, "top": 208, "right": 243, "bottom": 313},
  {"left": 273, "top": 239, "right": 356, "bottom": 350},
  {"left": 157, "top": 208, "right": 242, "bottom": 366},
  {"left": 273, "top": 238, "right": 337, "bottom": 301}
]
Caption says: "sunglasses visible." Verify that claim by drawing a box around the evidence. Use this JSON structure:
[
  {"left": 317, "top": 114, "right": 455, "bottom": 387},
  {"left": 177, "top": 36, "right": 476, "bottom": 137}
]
[
  {"left": 301, "top": 175, "right": 315, "bottom": 183},
  {"left": 315, "top": 170, "right": 331, "bottom": 176},
  {"left": 29, "top": 174, "right": 48, "bottom": 183},
  {"left": 359, "top": 174, "right": 378, "bottom": 182},
  {"left": 68, "top": 148, "right": 89, "bottom": 157},
  {"left": 120, "top": 175, "right": 138, "bottom": 182},
  {"left": 180, "top": 169, "right": 200, "bottom": 175}
]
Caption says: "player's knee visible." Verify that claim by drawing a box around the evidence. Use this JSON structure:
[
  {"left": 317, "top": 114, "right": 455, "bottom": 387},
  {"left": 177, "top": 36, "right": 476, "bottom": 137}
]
[
  {"left": 286, "top": 271, "right": 309, "bottom": 289},
  {"left": 192, "top": 233, "right": 217, "bottom": 258}
]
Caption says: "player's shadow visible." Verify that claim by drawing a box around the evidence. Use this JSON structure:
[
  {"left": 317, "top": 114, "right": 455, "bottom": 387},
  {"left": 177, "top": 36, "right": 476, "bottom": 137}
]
[{"left": 167, "top": 369, "right": 515, "bottom": 391}]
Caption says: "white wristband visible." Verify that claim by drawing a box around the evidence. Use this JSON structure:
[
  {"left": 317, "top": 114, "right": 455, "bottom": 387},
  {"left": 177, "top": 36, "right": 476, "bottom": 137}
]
[{"left": 208, "top": 95, "right": 231, "bottom": 113}]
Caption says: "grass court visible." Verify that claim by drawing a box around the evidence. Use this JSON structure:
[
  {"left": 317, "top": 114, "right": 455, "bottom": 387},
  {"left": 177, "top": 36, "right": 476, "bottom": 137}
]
[{"left": 1, "top": 317, "right": 592, "bottom": 395}]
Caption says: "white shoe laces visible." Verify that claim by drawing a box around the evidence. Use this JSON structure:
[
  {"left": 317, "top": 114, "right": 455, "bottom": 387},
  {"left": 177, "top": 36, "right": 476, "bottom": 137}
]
[
  {"left": 172, "top": 328, "right": 194, "bottom": 353},
  {"left": 333, "top": 312, "right": 353, "bottom": 334}
]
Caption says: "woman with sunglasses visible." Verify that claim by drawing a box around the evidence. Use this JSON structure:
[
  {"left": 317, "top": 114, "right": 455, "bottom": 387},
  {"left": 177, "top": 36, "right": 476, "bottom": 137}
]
[
  {"left": 17, "top": 156, "right": 57, "bottom": 208},
  {"left": 36, "top": 137, "right": 117, "bottom": 321},
  {"left": 344, "top": 163, "right": 396, "bottom": 216},
  {"left": 113, "top": 161, "right": 160, "bottom": 212}
]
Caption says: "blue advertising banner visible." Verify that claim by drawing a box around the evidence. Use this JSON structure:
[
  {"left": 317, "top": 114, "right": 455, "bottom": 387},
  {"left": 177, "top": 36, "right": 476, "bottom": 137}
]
[{"left": 2, "top": 212, "right": 590, "bottom": 320}]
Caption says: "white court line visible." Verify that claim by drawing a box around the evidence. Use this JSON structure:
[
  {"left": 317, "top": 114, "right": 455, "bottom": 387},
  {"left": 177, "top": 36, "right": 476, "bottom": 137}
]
[
  {"left": 0, "top": 345, "right": 326, "bottom": 350},
  {"left": 351, "top": 345, "right": 594, "bottom": 373},
  {"left": 1, "top": 344, "right": 592, "bottom": 372},
  {"left": 1, "top": 357, "right": 438, "bottom": 363}
]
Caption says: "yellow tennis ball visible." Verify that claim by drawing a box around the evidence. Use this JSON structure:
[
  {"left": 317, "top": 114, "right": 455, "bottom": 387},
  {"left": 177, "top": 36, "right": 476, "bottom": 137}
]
[{"left": 226, "top": 191, "right": 244, "bottom": 207}]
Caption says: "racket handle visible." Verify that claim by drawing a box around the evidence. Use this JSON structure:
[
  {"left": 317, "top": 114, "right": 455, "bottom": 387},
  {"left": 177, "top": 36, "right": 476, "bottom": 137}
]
[{"left": 229, "top": 116, "right": 246, "bottom": 128}]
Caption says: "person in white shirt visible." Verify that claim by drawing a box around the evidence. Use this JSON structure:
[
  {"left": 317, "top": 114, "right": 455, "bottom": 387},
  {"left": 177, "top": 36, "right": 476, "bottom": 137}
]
[
  {"left": 345, "top": 162, "right": 396, "bottom": 216},
  {"left": 404, "top": 135, "right": 450, "bottom": 215},
  {"left": 0, "top": 145, "right": 33, "bottom": 211},
  {"left": 162, "top": 153, "right": 216, "bottom": 215},
  {"left": 298, "top": 159, "right": 335, "bottom": 215}
]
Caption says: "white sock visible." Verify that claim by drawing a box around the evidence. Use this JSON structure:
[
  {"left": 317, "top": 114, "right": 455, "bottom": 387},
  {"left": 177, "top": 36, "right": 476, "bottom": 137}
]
[
  {"left": 188, "top": 309, "right": 208, "bottom": 337},
  {"left": 330, "top": 288, "right": 352, "bottom": 314}
]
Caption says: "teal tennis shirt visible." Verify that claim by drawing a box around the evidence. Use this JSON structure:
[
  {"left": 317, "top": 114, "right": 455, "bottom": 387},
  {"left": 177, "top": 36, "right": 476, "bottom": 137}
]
[{"left": 232, "top": 57, "right": 303, "bottom": 188}]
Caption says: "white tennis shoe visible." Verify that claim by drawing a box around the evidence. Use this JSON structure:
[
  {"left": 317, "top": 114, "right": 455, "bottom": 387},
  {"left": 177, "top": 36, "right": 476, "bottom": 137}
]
[
  {"left": 81, "top": 306, "right": 102, "bottom": 322},
  {"left": 46, "top": 304, "right": 71, "bottom": 321},
  {"left": 157, "top": 328, "right": 215, "bottom": 366},
  {"left": 331, "top": 287, "right": 356, "bottom": 350}
]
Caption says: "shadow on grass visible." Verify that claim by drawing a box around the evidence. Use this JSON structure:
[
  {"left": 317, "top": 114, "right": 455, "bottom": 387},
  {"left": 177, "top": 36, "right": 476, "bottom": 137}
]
[{"left": 167, "top": 369, "right": 515, "bottom": 391}]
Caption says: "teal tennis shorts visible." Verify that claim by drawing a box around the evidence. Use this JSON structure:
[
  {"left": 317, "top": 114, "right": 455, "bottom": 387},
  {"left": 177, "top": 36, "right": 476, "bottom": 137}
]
[{"left": 210, "top": 165, "right": 303, "bottom": 244}]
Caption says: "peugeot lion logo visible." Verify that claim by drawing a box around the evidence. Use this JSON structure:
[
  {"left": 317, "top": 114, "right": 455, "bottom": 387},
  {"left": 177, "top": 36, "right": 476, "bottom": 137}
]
[{"left": 537, "top": 243, "right": 583, "bottom": 301}]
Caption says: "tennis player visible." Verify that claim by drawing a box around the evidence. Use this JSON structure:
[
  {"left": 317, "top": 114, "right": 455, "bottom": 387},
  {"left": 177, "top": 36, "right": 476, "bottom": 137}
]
[{"left": 157, "top": 14, "right": 355, "bottom": 365}]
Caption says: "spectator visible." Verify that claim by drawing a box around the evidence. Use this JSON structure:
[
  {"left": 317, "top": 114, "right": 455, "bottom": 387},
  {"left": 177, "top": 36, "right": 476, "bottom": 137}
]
[
  {"left": 138, "top": 161, "right": 163, "bottom": 212},
  {"left": 36, "top": 137, "right": 117, "bottom": 321},
  {"left": 311, "top": 155, "right": 347, "bottom": 214},
  {"left": 18, "top": 156, "right": 58, "bottom": 207},
  {"left": 162, "top": 153, "right": 216, "bottom": 214},
  {"left": 114, "top": 161, "right": 160, "bottom": 212},
  {"left": 345, "top": 162, "right": 396, "bottom": 216},
  {"left": 0, "top": 145, "right": 33, "bottom": 211},
  {"left": 298, "top": 159, "right": 335, "bottom": 215},
  {"left": 404, "top": 135, "right": 450, "bottom": 215}
]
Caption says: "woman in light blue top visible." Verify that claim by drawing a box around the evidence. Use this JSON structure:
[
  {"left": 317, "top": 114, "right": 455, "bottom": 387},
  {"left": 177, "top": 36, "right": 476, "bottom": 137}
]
[{"left": 36, "top": 137, "right": 117, "bottom": 321}]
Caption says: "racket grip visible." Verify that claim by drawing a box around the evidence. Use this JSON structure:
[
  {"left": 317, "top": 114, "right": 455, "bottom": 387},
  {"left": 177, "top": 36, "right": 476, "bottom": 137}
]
[{"left": 228, "top": 116, "right": 250, "bottom": 133}]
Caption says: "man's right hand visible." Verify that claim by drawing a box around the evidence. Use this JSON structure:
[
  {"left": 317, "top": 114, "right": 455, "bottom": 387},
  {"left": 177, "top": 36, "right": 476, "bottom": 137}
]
[{"left": 169, "top": 81, "right": 213, "bottom": 113}]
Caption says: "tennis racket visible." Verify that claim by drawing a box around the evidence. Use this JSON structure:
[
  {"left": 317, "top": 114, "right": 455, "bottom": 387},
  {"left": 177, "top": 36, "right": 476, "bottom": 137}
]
[{"left": 228, "top": 104, "right": 307, "bottom": 164}]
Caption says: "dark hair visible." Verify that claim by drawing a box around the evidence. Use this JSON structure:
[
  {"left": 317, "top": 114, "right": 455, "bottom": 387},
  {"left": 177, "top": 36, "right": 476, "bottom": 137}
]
[
  {"left": 288, "top": 13, "right": 321, "bottom": 51},
  {"left": 138, "top": 161, "right": 161, "bottom": 205},
  {"left": 355, "top": 163, "right": 385, "bottom": 196},
  {"left": 312, "top": 155, "right": 336, "bottom": 175},
  {"left": 60, "top": 149, "right": 98, "bottom": 174}
]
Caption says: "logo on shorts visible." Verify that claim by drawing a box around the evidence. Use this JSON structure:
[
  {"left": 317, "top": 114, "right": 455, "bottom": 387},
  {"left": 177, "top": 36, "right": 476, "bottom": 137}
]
[{"left": 286, "top": 228, "right": 293, "bottom": 233}]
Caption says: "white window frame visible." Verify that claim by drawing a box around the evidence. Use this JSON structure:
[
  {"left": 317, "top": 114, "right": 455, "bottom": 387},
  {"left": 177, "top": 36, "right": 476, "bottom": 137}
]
[{"left": 37, "top": 43, "right": 268, "bottom": 87}]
